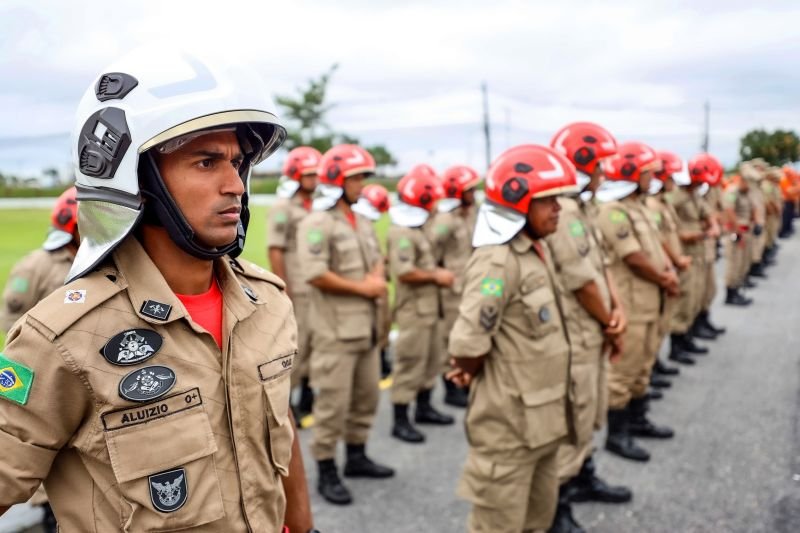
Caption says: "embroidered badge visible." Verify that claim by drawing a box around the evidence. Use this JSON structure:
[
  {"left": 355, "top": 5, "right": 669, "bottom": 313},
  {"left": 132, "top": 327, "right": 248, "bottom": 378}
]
[
  {"left": 609, "top": 210, "right": 627, "bottom": 223},
  {"left": 479, "top": 305, "right": 498, "bottom": 331},
  {"left": 616, "top": 227, "right": 630, "bottom": 239},
  {"left": 119, "top": 365, "right": 176, "bottom": 402},
  {"left": 149, "top": 468, "right": 188, "bottom": 513},
  {"left": 102, "top": 388, "right": 202, "bottom": 430},
  {"left": 307, "top": 228, "right": 324, "bottom": 254},
  {"left": 569, "top": 220, "right": 585, "bottom": 237},
  {"left": 242, "top": 285, "right": 258, "bottom": 302},
  {"left": 577, "top": 243, "right": 590, "bottom": 257},
  {"left": 397, "top": 237, "right": 412, "bottom": 249},
  {"left": 538, "top": 306, "right": 551, "bottom": 323},
  {"left": 10, "top": 277, "right": 29, "bottom": 293},
  {"left": 101, "top": 329, "right": 163, "bottom": 366},
  {"left": 273, "top": 212, "right": 288, "bottom": 224},
  {"left": 0, "top": 354, "right": 34, "bottom": 405},
  {"left": 480, "top": 278, "right": 504, "bottom": 297},
  {"left": 435, "top": 224, "right": 449, "bottom": 236},
  {"left": 141, "top": 300, "right": 172, "bottom": 321},
  {"left": 64, "top": 289, "right": 86, "bottom": 304}
]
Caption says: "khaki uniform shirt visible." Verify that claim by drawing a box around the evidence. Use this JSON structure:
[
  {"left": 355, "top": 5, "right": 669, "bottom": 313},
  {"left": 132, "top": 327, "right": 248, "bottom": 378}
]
[
  {"left": 747, "top": 183, "right": 766, "bottom": 225},
  {"left": 0, "top": 237, "right": 295, "bottom": 532},
  {"left": 448, "top": 232, "right": 572, "bottom": 461},
  {"left": 545, "top": 197, "right": 609, "bottom": 354},
  {"left": 596, "top": 196, "right": 667, "bottom": 324},
  {"left": 427, "top": 209, "right": 473, "bottom": 318},
  {"left": 1, "top": 247, "right": 73, "bottom": 332},
  {"left": 267, "top": 194, "right": 312, "bottom": 296},
  {"left": 298, "top": 208, "right": 381, "bottom": 352},
  {"left": 722, "top": 185, "right": 753, "bottom": 227},
  {"left": 666, "top": 187, "right": 708, "bottom": 258},
  {"left": 388, "top": 224, "right": 439, "bottom": 327},
  {"left": 646, "top": 195, "right": 683, "bottom": 257},
  {"left": 761, "top": 180, "right": 782, "bottom": 215}
]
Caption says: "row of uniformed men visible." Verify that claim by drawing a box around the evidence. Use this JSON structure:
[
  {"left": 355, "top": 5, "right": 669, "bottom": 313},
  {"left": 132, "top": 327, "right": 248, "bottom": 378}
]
[{"left": 261, "top": 122, "right": 784, "bottom": 531}]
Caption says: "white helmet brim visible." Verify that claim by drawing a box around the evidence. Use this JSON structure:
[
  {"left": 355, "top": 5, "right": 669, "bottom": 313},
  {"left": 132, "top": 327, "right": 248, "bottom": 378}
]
[
  {"left": 389, "top": 202, "right": 430, "bottom": 228},
  {"left": 594, "top": 180, "right": 639, "bottom": 203},
  {"left": 42, "top": 229, "right": 74, "bottom": 252},
  {"left": 351, "top": 197, "right": 382, "bottom": 221},
  {"left": 276, "top": 177, "right": 301, "bottom": 199},
  {"left": 437, "top": 198, "right": 461, "bottom": 213},
  {"left": 472, "top": 202, "right": 526, "bottom": 247},
  {"left": 648, "top": 179, "right": 664, "bottom": 195}
]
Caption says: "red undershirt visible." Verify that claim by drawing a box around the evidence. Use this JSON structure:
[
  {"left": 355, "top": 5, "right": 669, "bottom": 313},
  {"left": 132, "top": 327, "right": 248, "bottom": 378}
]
[
  {"left": 176, "top": 281, "right": 224, "bottom": 348},
  {"left": 344, "top": 210, "right": 357, "bottom": 228},
  {"left": 302, "top": 197, "right": 312, "bottom": 211}
]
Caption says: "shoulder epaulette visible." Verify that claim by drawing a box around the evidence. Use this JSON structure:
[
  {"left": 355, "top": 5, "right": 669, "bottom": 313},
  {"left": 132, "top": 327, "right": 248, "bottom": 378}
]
[
  {"left": 26, "top": 267, "right": 126, "bottom": 341},
  {"left": 229, "top": 258, "right": 286, "bottom": 291}
]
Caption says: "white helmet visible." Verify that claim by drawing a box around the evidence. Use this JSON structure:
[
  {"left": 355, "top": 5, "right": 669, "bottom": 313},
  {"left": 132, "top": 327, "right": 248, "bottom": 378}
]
[{"left": 68, "top": 46, "right": 285, "bottom": 281}]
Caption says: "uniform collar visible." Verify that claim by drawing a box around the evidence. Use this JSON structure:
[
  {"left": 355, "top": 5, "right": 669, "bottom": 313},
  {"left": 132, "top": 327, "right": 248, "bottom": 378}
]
[
  {"left": 510, "top": 231, "right": 535, "bottom": 254},
  {"left": 51, "top": 246, "right": 76, "bottom": 262}
]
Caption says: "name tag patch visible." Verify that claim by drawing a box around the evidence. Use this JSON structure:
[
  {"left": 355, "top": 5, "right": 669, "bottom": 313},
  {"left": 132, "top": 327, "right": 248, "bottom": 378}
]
[
  {"left": 258, "top": 351, "right": 295, "bottom": 382},
  {"left": 102, "top": 387, "right": 202, "bottom": 430}
]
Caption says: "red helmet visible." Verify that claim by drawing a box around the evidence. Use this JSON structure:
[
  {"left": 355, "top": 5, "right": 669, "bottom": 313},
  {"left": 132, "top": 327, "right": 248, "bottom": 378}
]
[
  {"left": 654, "top": 151, "right": 683, "bottom": 182},
  {"left": 318, "top": 144, "right": 376, "bottom": 187},
  {"left": 407, "top": 164, "right": 438, "bottom": 180},
  {"left": 361, "top": 184, "right": 390, "bottom": 213},
  {"left": 282, "top": 146, "right": 322, "bottom": 180},
  {"left": 689, "top": 153, "right": 724, "bottom": 186},
  {"left": 441, "top": 165, "right": 481, "bottom": 199},
  {"left": 397, "top": 169, "right": 444, "bottom": 212},
  {"left": 602, "top": 141, "right": 659, "bottom": 182},
  {"left": 550, "top": 122, "right": 618, "bottom": 175},
  {"left": 485, "top": 144, "right": 577, "bottom": 216},
  {"left": 43, "top": 186, "right": 78, "bottom": 251}
]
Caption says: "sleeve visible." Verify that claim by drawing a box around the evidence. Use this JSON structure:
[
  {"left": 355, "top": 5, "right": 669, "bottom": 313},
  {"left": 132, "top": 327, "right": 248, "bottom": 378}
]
[
  {"left": 721, "top": 188, "right": 738, "bottom": 210},
  {"left": 1, "top": 255, "right": 41, "bottom": 333},
  {"left": 545, "top": 215, "right": 596, "bottom": 293},
  {"left": 596, "top": 206, "right": 642, "bottom": 260},
  {"left": 388, "top": 228, "right": 419, "bottom": 278},
  {"left": 267, "top": 201, "right": 291, "bottom": 249},
  {"left": 697, "top": 198, "right": 712, "bottom": 220},
  {"left": 428, "top": 215, "right": 451, "bottom": 265},
  {"left": 447, "top": 247, "right": 512, "bottom": 358},
  {"left": 298, "top": 215, "right": 333, "bottom": 282},
  {"left": 0, "top": 322, "right": 93, "bottom": 506}
]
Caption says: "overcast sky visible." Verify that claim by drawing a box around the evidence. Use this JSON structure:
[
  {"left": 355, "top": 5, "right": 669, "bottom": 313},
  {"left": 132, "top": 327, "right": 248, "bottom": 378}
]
[{"left": 1, "top": 0, "right": 799, "bottom": 177}]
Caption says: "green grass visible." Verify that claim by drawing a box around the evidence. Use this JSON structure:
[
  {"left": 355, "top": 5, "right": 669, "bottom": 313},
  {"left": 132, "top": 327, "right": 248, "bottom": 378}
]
[{"left": 0, "top": 205, "right": 392, "bottom": 346}]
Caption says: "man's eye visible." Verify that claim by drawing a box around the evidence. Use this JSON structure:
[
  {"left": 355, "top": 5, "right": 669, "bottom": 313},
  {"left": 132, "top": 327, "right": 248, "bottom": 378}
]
[
  {"left": 232, "top": 159, "right": 243, "bottom": 170},
  {"left": 198, "top": 159, "right": 214, "bottom": 169}
]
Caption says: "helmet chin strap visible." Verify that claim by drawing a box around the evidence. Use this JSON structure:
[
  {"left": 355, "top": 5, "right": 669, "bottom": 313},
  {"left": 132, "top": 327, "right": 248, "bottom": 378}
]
[{"left": 138, "top": 151, "right": 248, "bottom": 260}]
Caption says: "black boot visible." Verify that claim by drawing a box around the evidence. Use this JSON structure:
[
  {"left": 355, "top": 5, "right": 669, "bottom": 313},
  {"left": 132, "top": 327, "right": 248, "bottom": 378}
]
[
  {"left": 691, "top": 314, "right": 717, "bottom": 340},
  {"left": 749, "top": 262, "right": 767, "bottom": 278},
  {"left": 628, "top": 396, "right": 674, "bottom": 439},
  {"left": 380, "top": 348, "right": 392, "bottom": 379},
  {"left": 669, "top": 335, "right": 696, "bottom": 365},
  {"left": 297, "top": 377, "right": 314, "bottom": 418},
  {"left": 414, "top": 389, "right": 455, "bottom": 425},
  {"left": 391, "top": 403, "right": 425, "bottom": 443},
  {"left": 679, "top": 333, "right": 709, "bottom": 355},
  {"left": 443, "top": 375, "right": 469, "bottom": 408},
  {"left": 343, "top": 443, "right": 395, "bottom": 478},
  {"left": 743, "top": 276, "right": 757, "bottom": 289},
  {"left": 725, "top": 287, "right": 752, "bottom": 306},
  {"left": 650, "top": 374, "right": 671, "bottom": 389},
  {"left": 647, "top": 389, "right": 663, "bottom": 401},
  {"left": 654, "top": 358, "right": 680, "bottom": 376},
  {"left": 605, "top": 408, "right": 650, "bottom": 462},
  {"left": 548, "top": 485, "right": 586, "bottom": 533},
  {"left": 698, "top": 310, "right": 726, "bottom": 335},
  {"left": 317, "top": 459, "right": 352, "bottom": 505},
  {"left": 567, "top": 455, "right": 632, "bottom": 504}
]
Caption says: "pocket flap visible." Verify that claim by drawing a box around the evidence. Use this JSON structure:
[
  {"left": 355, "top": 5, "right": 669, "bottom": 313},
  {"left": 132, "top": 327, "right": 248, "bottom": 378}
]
[
  {"left": 104, "top": 406, "right": 217, "bottom": 483},
  {"left": 520, "top": 382, "right": 566, "bottom": 407}
]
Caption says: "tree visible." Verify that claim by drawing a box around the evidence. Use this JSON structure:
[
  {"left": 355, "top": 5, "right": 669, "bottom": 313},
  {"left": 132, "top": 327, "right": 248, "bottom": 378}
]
[
  {"left": 275, "top": 65, "right": 397, "bottom": 173},
  {"left": 739, "top": 129, "right": 800, "bottom": 166}
]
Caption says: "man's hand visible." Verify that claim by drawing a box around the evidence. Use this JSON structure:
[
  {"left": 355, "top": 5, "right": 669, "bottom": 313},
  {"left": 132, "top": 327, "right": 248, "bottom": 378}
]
[
  {"left": 434, "top": 268, "right": 456, "bottom": 288},
  {"left": 660, "top": 269, "right": 680, "bottom": 296},
  {"left": 604, "top": 306, "right": 627, "bottom": 338},
  {"left": 446, "top": 356, "right": 485, "bottom": 388},
  {"left": 675, "top": 255, "right": 692, "bottom": 271},
  {"left": 605, "top": 336, "right": 623, "bottom": 363},
  {"left": 360, "top": 273, "right": 387, "bottom": 299}
]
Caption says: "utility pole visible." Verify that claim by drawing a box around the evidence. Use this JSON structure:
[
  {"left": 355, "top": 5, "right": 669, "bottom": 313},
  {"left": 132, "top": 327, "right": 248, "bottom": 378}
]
[
  {"left": 701, "top": 100, "right": 710, "bottom": 152},
  {"left": 482, "top": 82, "right": 491, "bottom": 171}
]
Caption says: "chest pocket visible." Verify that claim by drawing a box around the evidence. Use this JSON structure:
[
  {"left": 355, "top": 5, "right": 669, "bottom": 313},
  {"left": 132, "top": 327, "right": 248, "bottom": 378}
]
[
  {"left": 103, "top": 398, "right": 224, "bottom": 531},
  {"left": 333, "top": 234, "right": 364, "bottom": 275},
  {"left": 259, "top": 352, "right": 295, "bottom": 476},
  {"left": 519, "top": 275, "right": 560, "bottom": 339}
]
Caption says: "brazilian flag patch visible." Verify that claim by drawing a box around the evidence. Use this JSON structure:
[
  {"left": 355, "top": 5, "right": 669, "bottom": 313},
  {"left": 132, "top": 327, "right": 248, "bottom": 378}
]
[
  {"left": 397, "top": 237, "right": 413, "bottom": 249},
  {"left": 273, "top": 212, "right": 288, "bottom": 224},
  {"left": 480, "top": 278, "right": 504, "bottom": 297},
  {"left": 569, "top": 220, "right": 585, "bottom": 237},
  {"left": 0, "top": 354, "right": 34, "bottom": 406},
  {"left": 307, "top": 228, "right": 324, "bottom": 244}
]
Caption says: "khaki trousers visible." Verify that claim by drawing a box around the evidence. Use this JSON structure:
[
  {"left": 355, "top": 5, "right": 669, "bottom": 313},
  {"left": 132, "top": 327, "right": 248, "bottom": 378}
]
[
  {"left": 608, "top": 320, "right": 660, "bottom": 409},
  {"left": 391, "top": 321, "right": 441, "bottom": 404},
  {"left": 724, "top": 233, "right": 749, "bottom": 287},
  {"left": 459, "top": 440, "right": 562, "bottom": 533},
  {"left": 752, "top": 230, "right": 767, "bottom": 263},
  {"left": 671, "top": 265, "right": 698, "bottom": 334},
  {"left": 290, "top": 294, "right": 312, "bottom": 388},
  {"left": 309, "top": 346, "right": 380, "bottom": 460}
]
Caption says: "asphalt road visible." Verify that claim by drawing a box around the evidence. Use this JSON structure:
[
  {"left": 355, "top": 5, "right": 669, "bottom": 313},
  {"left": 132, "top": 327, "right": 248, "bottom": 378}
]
[{"left": 4, "top": 234, "right": 799, "bottom": 533}]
